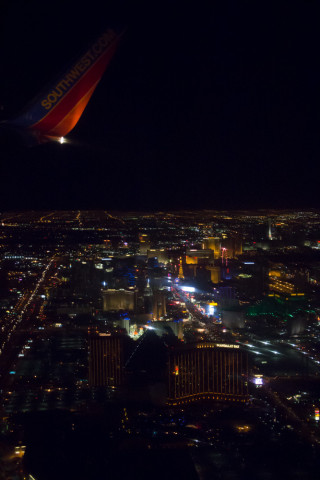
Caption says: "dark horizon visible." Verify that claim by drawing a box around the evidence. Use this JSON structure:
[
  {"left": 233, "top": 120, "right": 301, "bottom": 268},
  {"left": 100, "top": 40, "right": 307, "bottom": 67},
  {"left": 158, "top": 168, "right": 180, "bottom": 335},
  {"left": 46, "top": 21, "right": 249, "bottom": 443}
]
[
  {"left": 1, "top": 1, "right": 319, "bottom": 211},
  {"left": 1, "top": 206, "right": 320, "bottom": 216}
]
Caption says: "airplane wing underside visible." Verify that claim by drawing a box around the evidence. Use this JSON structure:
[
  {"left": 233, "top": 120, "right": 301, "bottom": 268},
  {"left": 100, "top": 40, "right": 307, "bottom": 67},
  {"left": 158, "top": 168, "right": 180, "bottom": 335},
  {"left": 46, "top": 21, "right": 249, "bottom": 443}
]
[{"left": 8, "top": 29, "right": 123, "bottom": 142}]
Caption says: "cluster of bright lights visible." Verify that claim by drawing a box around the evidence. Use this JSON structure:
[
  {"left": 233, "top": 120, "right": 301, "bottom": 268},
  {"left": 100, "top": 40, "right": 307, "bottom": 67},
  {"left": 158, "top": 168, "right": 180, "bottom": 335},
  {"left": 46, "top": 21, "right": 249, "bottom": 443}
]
[
  {"left": 180, "top": 286, "right": 196, "bottom": 293},
  {"left": 253, "top": 375, "right": 263, "bottom": 385}
]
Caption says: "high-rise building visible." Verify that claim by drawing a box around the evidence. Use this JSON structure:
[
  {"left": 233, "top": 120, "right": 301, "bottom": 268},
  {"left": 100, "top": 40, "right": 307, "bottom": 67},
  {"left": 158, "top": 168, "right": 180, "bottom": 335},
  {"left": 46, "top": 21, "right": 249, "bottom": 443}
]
[
  {"left": 202, "top": 237, "right": 221, "bottom": 259},
  {"left": 206, "top": 265, "right": 221, "bottom": 283},
  {"left": 221, "top": 237, "right": 243, "bottom": 259},
  {"left": 139, "top": 234, "right": 151, "bottom": 255},
  {"left": 102, "top": 288, "right": 138, "bottom": 312},
  {"left": 88, "top": 334, "right": 124, "bottom": 387},
  {"left": 152, "top": 289, "right": 167, "bottom": 320},
  {"left": 168, "top": 343, "right": 248, "bottom": 405}
]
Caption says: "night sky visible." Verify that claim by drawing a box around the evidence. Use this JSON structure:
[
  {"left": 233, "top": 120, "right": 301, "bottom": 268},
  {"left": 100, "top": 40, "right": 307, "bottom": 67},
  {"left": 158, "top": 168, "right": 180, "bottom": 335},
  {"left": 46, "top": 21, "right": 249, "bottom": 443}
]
[{"left": 0, "top": 0, "right": 319, "bottom": 211}]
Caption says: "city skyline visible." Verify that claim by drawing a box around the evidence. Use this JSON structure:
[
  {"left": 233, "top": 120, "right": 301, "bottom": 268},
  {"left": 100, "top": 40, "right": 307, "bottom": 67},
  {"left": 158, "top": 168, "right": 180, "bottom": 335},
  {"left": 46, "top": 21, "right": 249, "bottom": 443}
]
[{"left": 0, "top": 208, "right": 320, "bottom": 478}]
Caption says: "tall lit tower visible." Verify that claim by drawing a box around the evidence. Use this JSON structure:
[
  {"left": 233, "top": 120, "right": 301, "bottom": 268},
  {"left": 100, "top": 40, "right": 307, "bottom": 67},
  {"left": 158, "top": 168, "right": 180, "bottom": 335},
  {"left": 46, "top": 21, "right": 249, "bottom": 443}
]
[
  {"left": 178, "top": 257, "right": 184, "bottom": 279},
  {"left": 267, "top": 219, "right": 273, "bottom": 241}
]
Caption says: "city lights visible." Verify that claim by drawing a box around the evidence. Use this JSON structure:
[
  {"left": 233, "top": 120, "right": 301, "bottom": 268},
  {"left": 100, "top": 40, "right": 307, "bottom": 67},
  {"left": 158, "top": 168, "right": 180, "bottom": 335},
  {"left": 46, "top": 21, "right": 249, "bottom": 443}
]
[{"left": 0, "top": 208, "right": 319, "bottom": 478}]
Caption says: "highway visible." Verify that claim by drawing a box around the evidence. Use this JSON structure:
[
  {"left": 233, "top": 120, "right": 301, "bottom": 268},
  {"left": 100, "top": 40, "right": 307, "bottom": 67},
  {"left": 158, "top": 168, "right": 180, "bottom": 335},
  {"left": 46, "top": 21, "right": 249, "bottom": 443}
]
[{"left": 0, "top": 255, "right": 58, "bottom": 389}]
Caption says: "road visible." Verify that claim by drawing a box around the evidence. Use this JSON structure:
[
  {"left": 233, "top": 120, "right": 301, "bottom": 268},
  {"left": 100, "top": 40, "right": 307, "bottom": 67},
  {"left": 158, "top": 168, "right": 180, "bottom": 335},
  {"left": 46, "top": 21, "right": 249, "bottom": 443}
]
[
  {"left": 0, "top": 255, "right": 59, "bottom": 389},
  {"left": 172, "top": 286, "right": 225, "bottom": 341}
]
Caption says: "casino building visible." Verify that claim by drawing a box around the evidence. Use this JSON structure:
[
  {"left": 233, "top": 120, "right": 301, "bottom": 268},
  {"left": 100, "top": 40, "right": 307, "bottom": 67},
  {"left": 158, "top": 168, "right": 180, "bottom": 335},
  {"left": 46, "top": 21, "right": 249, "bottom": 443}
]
[{"left": 167, "top": 343, "right": 249, "bottom": 405}]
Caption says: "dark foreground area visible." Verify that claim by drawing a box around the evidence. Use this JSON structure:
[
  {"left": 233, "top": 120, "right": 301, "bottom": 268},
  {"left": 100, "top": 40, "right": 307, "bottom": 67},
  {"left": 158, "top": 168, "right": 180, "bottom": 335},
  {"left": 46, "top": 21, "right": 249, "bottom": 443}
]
[{"left": 14, "top": 400, "right": 320, "bottom": 480}]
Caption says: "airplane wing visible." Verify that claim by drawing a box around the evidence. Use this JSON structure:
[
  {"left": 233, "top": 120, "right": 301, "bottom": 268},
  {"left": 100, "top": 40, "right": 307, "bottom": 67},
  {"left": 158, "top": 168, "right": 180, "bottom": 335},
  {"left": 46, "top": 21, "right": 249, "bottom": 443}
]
[{"left": 7, "top": 28, "right": 124, "bottom": 142}]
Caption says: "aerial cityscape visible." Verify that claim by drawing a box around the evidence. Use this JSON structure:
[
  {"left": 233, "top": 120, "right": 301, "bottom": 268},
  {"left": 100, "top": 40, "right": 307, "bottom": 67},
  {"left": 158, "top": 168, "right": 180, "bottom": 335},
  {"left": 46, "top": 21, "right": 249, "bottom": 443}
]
[
  {"left": 1, "top": 0, "right": 319, "bottom": 478},
  {"left": 0, "top": 209, "right": 320, "bottom": 478}
]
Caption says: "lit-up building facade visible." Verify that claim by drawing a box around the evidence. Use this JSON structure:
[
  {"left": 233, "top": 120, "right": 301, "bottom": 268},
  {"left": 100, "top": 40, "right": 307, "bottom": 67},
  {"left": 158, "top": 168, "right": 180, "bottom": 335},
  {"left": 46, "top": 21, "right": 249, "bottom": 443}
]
[
  {"left": 168, "top": 343, "right": 248, "bottom": 405},
  {"left": 269, "top": 278, "right": 295, "bottom": 294},
  {"left": 89, "top": 334, "right": 124, "bottom": 387},
  {"left": 186, "top": 249, "right": 214, "bottom": 264},
  {"left": 202, "top": 237, "right": 221, "bottom": 259},
  {"left": 102, "top": 288, "right": 138, "bottom": 312},
  {"left": 206, "top": 265, "right": 221, "bottom": 284},
  {"left": 268, "top": 267, "right": 305, "bottom": 298}
]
